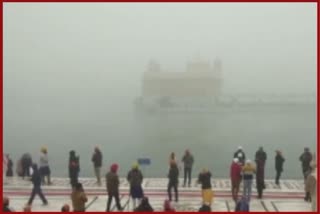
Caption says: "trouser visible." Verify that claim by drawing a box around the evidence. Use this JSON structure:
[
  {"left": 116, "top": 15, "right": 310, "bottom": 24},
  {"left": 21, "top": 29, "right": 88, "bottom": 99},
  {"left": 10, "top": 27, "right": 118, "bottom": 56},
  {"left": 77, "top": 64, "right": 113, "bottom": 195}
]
[
  {"left": 106, "top": 193, "right": 122, "bottom": 212},
  {"left": 40, "top": 166, "right": 51, "bottom": 185},
  {"left": 275, "top": 170, "right": 282, "bottom": 185},
  {"left": 257, "top": 182, "right": 264, "bottom": 198},
  {"left": 183, "top": 167, "right": 192, "bottom": 186},
  {"left": 22, "top": 165, "right": 30, "bottom": 179},
  {"left": 70, "top": 173, "right": 78, "bottom": 187},
  {"left": 28, "top": 185, "right": 48, "bottom": 205},
  {"left": 167, "top": 182, "right": 178, "bottom": 202},
  {"left": 94, "top": 167, "right": 101, "bottom": 184},
  {"left": 243, "top": 179, "right": 252, "bottom": 201},
  {"left": 231, "top": 180, "right": 240, "bottom": 202}
]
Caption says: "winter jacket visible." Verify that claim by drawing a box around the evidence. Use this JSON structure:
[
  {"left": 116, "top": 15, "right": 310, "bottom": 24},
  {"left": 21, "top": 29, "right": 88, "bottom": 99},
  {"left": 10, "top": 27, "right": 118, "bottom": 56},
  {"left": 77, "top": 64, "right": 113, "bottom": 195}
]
[
  {"left": 242, "top": 163, "right": 256, "bottom": 180},
  {"left": 255, "top": 150, "right": 267, "bottom": 163},
  {"left": 127, "top": 169, "right": 143, "bottom": 187},
  {"left": 230, "top": 162, "right": 242, "bottom": 182},
  {"left": 198, "top": 172, "right": 212, "bottom": 189},
  {"left": 300, "top": 152, "right": 312, "bottom": 171},
  {"left": 40, "top": 153, "right": 49, "bottom": 168},
  {"left": 71, "top": 190, "right": 88, "bottom": 211},
  {"left": 106, "top": 171, "right": 119, "bottom": 195},
  {"left": 91, "top": 151, "right": 102, "bottom": 168},
  {"left": 69, "top": 155, "right": 80, "bottom": 177},
  {"left": 275, "top": 154, "right": 285, "bottom": 172},
  {"left": 31, "top": 165, "right": 41, "bottom": 187},
  {"left": 168, "top": 165, "right": 179, "bottom": 184},
  {"left": 182, "top": 154, "right": 194, "bottom": 169}
]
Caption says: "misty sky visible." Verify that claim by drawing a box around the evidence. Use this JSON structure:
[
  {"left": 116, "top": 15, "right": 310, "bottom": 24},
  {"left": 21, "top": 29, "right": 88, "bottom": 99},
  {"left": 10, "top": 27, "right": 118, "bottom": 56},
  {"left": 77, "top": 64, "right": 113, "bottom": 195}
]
[{"left": 4, "top": 3, "right": 317, "bottom": 96}]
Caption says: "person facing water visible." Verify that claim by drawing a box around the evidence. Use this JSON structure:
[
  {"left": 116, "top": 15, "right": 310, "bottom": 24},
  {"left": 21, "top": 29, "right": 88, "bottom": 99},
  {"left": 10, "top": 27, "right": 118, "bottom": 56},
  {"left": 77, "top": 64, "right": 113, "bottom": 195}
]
[
  {"left": 5, "top": 154, "right": 13, "bottom": 177},
  {"left": 256, "top": 159, "right": 265, "bottom": 199},
  {"left": 167, "top": 162, "right": 179, "bottom": 202},
  {"left": 299, "top": 147, "right": 312, "bottom": 179},
  {"left": 39, "top": 147, "right": 52, "bottom": 185},
  {"left": 127, "top": 162, "right": 144, "bottom": 209},
  {"left": 181, "top": 149, "right": 194, "bottom": 187},
  {"left": 21, "top": 153, "right": 32, "bottom": 179},
  {"left": 242, "top": 159, "right": 256, "bottom": 202},
  {"left": 69, "top": 150, "right": 80, "bottom": 188},
  {"left": 106, "top": 163, "right": 123, "bottom": 212},
  {"left": 275, "top": 150, "right": 285, "bottom": 185},
  {"left": 234, "top": 146, "right": 246, "bottom": 165},
  {"left": 91, "top": 146, "right": 103, "bottom": 186},
  {"left": 230, "top": 158, "right": 242, "bottom": 202},
  {"left": 27, "top": 163, "right": 48, "bottom": 206},
  {"left": 71, "top": 182, "right": 87, "bottom": 212},
  {"left": 198, "top": 168, "right": 213, "bottom": 206}
]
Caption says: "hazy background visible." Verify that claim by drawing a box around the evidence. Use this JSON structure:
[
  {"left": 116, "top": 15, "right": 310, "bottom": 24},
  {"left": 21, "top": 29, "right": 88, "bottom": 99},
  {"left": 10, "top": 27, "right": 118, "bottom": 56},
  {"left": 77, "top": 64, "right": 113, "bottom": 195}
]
[{"left": 4, "top": 3, "right": 316, "bottom": 179}]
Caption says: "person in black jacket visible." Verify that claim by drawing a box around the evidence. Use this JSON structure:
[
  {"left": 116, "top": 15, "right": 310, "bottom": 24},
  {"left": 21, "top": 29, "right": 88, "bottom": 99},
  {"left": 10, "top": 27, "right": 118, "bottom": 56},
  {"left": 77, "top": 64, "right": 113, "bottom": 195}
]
[
  {"left": 69, "top": 150, "right": 80, "bottom": 188},
  {"left": 127, "top": 162, "right": 144, "bottom": 209},
  {"left": 198, "top": 168, "right": 213, "bottom": 205},
  {"left": 167, "top": 162, "right": 179, "bottom": 202},
  {"left": 275, "top": 150, "right": 285, "bottom": 185},
  {"left": 27, "top": 164, "right": 48, "bottom": 206},
  {"left": 299, "top": 147, "right": 312, "bottom": 179},
  {"left": 21, "top": 153, "right": 32, "bottom": 179},
  {"left": 5, "top": 154, "right": 13, "bottom": 177},
  {"left": 91, "top": 147, "right": 102, "bottom": 185}
]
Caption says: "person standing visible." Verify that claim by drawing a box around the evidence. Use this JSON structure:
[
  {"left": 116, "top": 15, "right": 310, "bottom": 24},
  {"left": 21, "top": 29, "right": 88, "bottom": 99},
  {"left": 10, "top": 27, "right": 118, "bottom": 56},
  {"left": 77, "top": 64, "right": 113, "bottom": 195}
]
[
  {"left": 255, "top": 147, "right": 267, "bottom": 189},
  {"left": 69, "top": 150, "right": 80, "bottom": 188},
  {"left": 198, "top": 168, "right": 213, "bottom": 206},
  {"left": 305, "top": 161, "right": 317, "bottom": 211},
  {"left": 299, "top": 147, "right": 312, "bottom": 179},
  {"left": 71, "top": 182, "right": 88, "bottom": 212},
  {"left": 230, "top": 158, "right": 242, "bottom": 202},
  {"left": 5, "top": 154, "right": 13, "bottom": 177},
  {"left": 256, "top": 159, "right": 265, "bottom": 199},
  {"left": 106, "top": 163, "right": 123, "bottom": 212},
  {"left": 167, "top": 162, "right": 179, "bottom": 202},
  {"left": 242, "top": 160, "right": 256, "bottom": 202},
  {"left": 21, "top": 153, "right": 32, "bottom": 179},
  {"left": 27, "top": 163, "right": 48, "bottom": 206},
  {"left": 127, "top": 162, "right": 144, "bottom": 209},
  {"left": 234, "top": 146, "right": 246, "bottom": 165},
  {"left": 181, "top": 149, "right": 194, "bottom": 187},
  {"left": 275, "top": 150, "right": 285, "bottom": 185},
  {"left": 39, "top": 147, "right": 52, "bottom": 185},
  {"left": 91, "top": 147, "right": 102, "bottom": 186}
]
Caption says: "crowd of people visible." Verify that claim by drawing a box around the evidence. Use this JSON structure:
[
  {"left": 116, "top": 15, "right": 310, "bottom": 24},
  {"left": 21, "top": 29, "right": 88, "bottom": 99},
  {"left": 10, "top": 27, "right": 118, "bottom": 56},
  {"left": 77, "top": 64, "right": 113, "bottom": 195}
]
[{"left": 3, "top": 146, "right": 317, "bottom": 212}]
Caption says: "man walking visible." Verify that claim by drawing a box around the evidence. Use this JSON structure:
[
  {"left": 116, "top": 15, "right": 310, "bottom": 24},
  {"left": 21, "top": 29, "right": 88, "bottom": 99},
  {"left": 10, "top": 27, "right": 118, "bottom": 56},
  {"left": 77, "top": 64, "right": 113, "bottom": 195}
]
[{"left": 27, "top": 164, "right": 48, "bottom": 206}]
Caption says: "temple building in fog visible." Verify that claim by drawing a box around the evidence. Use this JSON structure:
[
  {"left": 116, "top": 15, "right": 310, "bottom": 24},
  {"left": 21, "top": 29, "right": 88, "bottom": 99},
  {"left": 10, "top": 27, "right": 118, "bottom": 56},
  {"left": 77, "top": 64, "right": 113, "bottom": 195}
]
[{"left": 137, "top": 59, "right": 223, "bottom": 111}]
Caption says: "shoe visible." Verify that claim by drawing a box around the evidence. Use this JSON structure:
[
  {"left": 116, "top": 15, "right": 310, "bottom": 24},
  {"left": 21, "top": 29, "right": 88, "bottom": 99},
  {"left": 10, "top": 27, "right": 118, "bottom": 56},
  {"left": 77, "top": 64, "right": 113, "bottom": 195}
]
[{"left": 43, "top": 202, "right": 48, "bottom": 206}]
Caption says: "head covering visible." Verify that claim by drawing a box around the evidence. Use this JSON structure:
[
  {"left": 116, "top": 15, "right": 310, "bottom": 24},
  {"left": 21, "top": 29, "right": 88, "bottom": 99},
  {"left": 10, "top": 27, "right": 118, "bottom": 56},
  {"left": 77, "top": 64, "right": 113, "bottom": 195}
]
[
  {"left": 61, "top": 204, "right": 70, "bottom": 212},
  {"left": 69, "top": 150, "right": 75, "bottom": 156},
  {"left": 185, "top": 149, "right": 190, "bottom": 155},
  {"left": 41, "top": 147, "right": 47, "bottom": 153},
  {"left": 132, "top": 162, "right": 139, "bottom": 170},
  {"left": 237, "top": 153, "right": 243, "bottom": 158},
  {"left": 164, "top": 200, "right": 172, "bottom": 210},
  {"left": 202, "top": 168, "right": 208, "bottom": 173},
  {"left": 238, "top": 146, "right": 243, "bottom": 150},
  {"left": 111, "top": 163, "right": 119, "bottom": 173},
  {"left": 3, "top": 196, "right": 9, "bottom": 206},
  {"left": 233, "top": 158, "right": 239, "bottom": 163},
  {"left": 304, "top": 147, "right": 310, "bottom": 152},
  {"left": 94, "top": 146, "right": 100, "bottom": 153}
]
